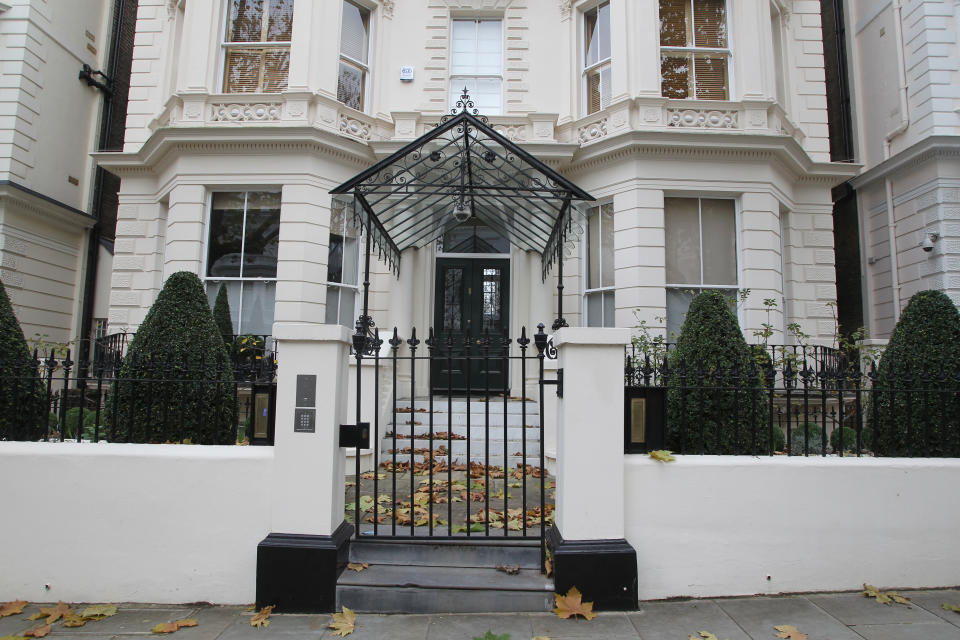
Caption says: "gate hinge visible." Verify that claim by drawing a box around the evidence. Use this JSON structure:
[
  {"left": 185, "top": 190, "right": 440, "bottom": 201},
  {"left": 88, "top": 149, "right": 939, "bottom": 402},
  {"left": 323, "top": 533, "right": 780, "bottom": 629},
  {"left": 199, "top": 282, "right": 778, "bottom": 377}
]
[{"left": 542, "top": 368, "right": 563, "bottom": 398}]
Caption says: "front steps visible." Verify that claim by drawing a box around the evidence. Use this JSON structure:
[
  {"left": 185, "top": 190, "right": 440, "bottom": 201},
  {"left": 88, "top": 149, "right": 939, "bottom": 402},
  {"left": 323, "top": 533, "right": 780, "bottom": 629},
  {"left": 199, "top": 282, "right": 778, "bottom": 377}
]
[
  {"left": 336, "top": 539, "right": 553, "bottom": 613},
  {"left": 381, "top": 398, "right": 543, "bottom": 468}
]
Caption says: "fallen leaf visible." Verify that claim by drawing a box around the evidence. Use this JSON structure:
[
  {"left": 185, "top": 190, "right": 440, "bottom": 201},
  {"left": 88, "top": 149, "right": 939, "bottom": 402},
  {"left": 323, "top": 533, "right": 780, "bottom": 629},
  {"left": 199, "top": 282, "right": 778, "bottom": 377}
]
[
  {"left": 23, "top": 624, "right": 50, "bottom": 638},
  {"left": 452, "top": 524, "right": 467, "bottom": 533},
  {"left": 863, "top": 584, "right": 910, "bottom": 606},
  {"left": 0, "top": 601, "right": 27, "bottom": 618},
  {"left": 689, "top": 633, "right": 720, "bottom": 640},
  {"left": 649, "top": 449, "right": 676, "bottom": 462},
  {"left": 943, "top": 603, "right": 960, "bottom": 613},
  {"left": 773, "top": 624, "right": 807, "bottom": 640},
  {"left": 495, "top": 564, "right": 520, "bottom": 575},
  {"left": 358, "top": 495, "right": 375, "bottom": 512},
  {"left": 244, "top": 605, "right": 256, "bottom": 612},
  {"left": 328, "top": 606, "right": 356, "bottom": 636},
  {"left": 471, "top": 632, "right": 509, "bottom": 640},
  {"left": 250, "top": 605, "right": 274, "bottom": 629},
  {"left": 62, "top": 614, "right": 87, "bottom": 628},
  {"left": 532, "top": 637, "right": 551, "bottom": 640},
  {"left": 347, "top": 562, "right": 369, "bottom": 572},
  {"left": 30, "top": 603, "right": 71, "bottom": 625},
  {"left": 552, "top": 586, "right": 597, "bottom": 620},
  {"left": 80, "top": 604, "right": 118, "bottom": 620},
  {"left": 152, "top": 619, "right": 197, "bottom": 634}
]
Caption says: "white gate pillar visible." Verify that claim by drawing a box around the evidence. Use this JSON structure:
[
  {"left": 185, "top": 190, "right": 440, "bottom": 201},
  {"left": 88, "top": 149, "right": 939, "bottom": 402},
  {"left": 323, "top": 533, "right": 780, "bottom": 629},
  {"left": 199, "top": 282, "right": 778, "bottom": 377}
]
[
  {"left": 549, "top": 327, "right": 638, "bottom": 610},
  {"left": 256, "top": 323, "right": 353, "bottom": 614}
]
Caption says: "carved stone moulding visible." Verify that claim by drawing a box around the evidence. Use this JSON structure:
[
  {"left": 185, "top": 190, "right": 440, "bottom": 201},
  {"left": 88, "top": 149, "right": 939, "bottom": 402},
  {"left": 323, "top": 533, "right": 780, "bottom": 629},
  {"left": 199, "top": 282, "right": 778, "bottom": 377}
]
[
  {"left": 211, "top": 103, "right": 282, "bottom": 122},
  {"left": 577, "top": 117, "right": 608, "bottom": 143},
  {"left": 339, "top": 115, "right": 372, "bottom": 140},
  {"left": 666, "top": 108, "right": 739, "bottom": 129}
]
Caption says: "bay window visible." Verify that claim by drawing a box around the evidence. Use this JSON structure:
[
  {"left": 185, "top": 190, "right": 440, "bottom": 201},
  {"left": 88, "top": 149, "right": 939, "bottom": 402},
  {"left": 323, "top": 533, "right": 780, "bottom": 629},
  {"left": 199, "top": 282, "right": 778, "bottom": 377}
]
[
  {"left": 326, "top": 200, "right": 361, "bottom": 327},
  {"left": 659, "top": 0, "right": 730, "bottom": 100},
  {"left": 584, "top": 203, "right": 615, "bottom": 327},
  {"left": 222, "top": 0, "right": 293, "bottom": 93}
]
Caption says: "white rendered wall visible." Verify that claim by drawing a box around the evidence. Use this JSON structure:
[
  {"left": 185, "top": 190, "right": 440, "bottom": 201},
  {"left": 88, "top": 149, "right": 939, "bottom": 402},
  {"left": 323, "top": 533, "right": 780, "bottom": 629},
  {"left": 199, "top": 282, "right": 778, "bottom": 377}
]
[
  {"left": 625, "top": 455, "right": 960, "bottom": 601},
  {"left": 0, "top": 442, "right": 273, "bottom": 605}
]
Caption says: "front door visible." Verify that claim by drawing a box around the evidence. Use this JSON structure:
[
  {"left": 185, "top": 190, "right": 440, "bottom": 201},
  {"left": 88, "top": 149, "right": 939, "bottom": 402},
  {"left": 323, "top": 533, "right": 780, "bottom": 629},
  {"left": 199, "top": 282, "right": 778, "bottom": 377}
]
[{"left": 432, "top": 258, "right": 510, "bottom": 393}]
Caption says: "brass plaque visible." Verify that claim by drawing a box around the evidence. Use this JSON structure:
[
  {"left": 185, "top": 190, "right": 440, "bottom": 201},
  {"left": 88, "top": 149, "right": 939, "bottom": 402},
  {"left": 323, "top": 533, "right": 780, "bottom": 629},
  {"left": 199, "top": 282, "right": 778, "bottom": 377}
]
[
  {"left": 630, "top": 397, "right": 646, "bottom": 444},
  {"left": 254, "top": 392, "right": 270, "bottom": 439}
]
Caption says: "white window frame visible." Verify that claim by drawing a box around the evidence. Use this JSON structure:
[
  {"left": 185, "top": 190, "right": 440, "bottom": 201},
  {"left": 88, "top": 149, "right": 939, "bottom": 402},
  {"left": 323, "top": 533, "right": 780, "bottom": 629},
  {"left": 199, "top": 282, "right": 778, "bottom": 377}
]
[
  {"left": 658, "top": 0, "right": 734, "bottom": 100},
  {"left": 769, "top": 0, "right": 790, "bottom": 110},
  {"left": 325, "top": 201, "right": 364, "bottom": 328},
  {"left": 202, "top": 189, "right": 281, "bottom": 335},
  {"left": 581, "top": 1, "right": 612, "bottom": 116},
  {"left": 219, "top": 0, "right": 293, "bottom": 94},
  {"left": 664, "top": 196, "right": 742, "bottom": 335},
  {"left": 448, "top": 18, "right": 504, "bottom": 116},
  {"left": 337, "top": 0, "right": 373, "bottom": 112},
  {"left": 583, "top": 202, "right": 616, "bottom": 328}
]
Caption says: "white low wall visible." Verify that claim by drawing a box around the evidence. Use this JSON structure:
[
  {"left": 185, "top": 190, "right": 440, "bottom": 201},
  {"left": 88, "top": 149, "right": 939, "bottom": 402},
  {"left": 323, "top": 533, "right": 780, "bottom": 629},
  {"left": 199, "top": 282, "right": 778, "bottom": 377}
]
[
  {"left": 625, "top": 455, "right": 960, "bottom": 601},
  {"left": 0, "top": 442, "right": 274, "bottom": 605}
]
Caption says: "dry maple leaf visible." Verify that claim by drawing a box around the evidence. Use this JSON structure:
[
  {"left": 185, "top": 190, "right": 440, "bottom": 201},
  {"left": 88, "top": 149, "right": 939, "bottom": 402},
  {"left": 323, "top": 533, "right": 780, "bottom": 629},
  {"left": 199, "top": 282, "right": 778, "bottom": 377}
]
[
  {"left": 773, "top": 624, "right": 808, "bottom": 640},
  {"left": 495, "top": 564, "right": 520, "bottom": 575},
  {"left": 23, "top": 624, "right": 51, "bottom": 638},
  {"left": 62, "top": 614, "right": 87, "bottom": 628},
  {"left": 649, "top": 449, "right": 676, "bottom": 462},
  {"left": 346, "top": 562, "right": 369, "bottom": 572},
  {"left": 250, "top": 605, "right": 274, "bottom": 629},
  {"left": 689, "top": 632, "right": 720, "bottom": 640},
  {"left": 553, "top": 586, "right": 597, "bottom": 620},
  {"left": 329, "top": 606, "right": 356, "bottom": 637},
  {"left": 151, "top": 619, "right": 197, "bottom": 634},
  {"left": 0, "top": 601, "right": 27, "bottom": 618},
  {"left": 943, "top": 603, "right": 960, "bottom": 613},
  {"left": 863, "top": 584, "right": 910, "bottom": 606},
  {"left": 80, "top": 604, "right": 118, "bottom": 620},
  {"left": 29, "top": 602, "right": 71, "bottom": 625},
  {"left": 531, "top": 637, "right": 552, "bottom": 640}
]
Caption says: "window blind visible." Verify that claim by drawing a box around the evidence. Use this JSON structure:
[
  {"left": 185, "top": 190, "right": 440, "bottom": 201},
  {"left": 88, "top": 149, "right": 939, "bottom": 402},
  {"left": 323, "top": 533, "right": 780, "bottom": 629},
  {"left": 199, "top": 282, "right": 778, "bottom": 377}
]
[
  {"left": 693, "top": 0, "right": 726, "bottom": 47},
  {"left": 659, "top": 0, "right": 688, "bottom": 47},
  {"left": 694, "top": 54, "right": 727, "bottom": 100},
  {"left": 340, "top": 1, "right": 369, "bottom": 63}
]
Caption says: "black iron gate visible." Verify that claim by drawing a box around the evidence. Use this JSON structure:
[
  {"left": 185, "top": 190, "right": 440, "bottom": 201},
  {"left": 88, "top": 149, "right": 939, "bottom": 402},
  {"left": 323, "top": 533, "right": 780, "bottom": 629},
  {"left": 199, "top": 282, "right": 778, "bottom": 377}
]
[{"left": 346, "top": 324, "right": 557, "bottom": 557}]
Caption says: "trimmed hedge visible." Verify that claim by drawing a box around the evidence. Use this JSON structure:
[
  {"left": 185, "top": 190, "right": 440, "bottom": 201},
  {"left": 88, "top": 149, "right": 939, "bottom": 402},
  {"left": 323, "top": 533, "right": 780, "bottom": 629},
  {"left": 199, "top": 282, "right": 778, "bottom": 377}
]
[
  {"left": 665, "top": 291, "right": 770, "bottom": 453},
  {"left": 874, "top": 290, "right": 960, "bottom": 456},
  {"left": 213, "top": 283, "right": 233, "bottom": 348},
  {"left": 0, "top": 280, "right": 46, "bottom": 440},
  {"left": 105, "top": 271, "right": 236, "bottom": 444}
]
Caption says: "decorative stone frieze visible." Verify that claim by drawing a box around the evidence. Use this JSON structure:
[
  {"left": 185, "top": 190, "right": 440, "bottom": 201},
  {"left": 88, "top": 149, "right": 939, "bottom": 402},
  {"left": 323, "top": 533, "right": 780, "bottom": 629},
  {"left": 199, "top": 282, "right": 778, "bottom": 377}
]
[
  {"left": 493, "top": 124, "right": 526, "bottom": 142},
  {"left": 577, "top": 118, "right": 608, "bottom": 143},
  {"left": 339, "top": 115, "right": 373, "bottom": 140},
  {"left": 210, "top": 103, "right": 282, "bottom": 122},
  {"left": 666, "top": 108, "right": 739, "bottom": 129}
]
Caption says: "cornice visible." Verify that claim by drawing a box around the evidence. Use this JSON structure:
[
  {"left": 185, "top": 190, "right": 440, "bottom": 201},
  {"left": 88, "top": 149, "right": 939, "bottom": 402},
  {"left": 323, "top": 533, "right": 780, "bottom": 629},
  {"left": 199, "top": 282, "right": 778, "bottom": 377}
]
[
  {"left": 0, "top": 181, "right": 96, "bottom": 230},
  {"left": 849, "top": 135, "right": 960, "bottom": 190},
  {"left": 94, "top": 126, "right": 378, "bottom": 178},
  {"left": 563, "top": 130, "right": 861, "bottom": 187}
]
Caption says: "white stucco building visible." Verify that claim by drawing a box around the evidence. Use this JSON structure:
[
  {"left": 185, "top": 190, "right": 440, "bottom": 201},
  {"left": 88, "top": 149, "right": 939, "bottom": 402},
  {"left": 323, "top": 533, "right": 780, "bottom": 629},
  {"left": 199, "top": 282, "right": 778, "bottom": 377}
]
[
  {"left": 96, "top": 0, "right": 858, "bottom": 357},
  {"left": 845, "top": 0, "right": 960, "bottom": 337}
]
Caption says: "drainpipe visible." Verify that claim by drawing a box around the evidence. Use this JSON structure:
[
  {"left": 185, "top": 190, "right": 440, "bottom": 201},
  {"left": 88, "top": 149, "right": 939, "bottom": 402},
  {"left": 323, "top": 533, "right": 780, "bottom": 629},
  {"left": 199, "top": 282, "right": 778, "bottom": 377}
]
[{"left": 882, "top": 0, "right": 910, "bottom": 321}]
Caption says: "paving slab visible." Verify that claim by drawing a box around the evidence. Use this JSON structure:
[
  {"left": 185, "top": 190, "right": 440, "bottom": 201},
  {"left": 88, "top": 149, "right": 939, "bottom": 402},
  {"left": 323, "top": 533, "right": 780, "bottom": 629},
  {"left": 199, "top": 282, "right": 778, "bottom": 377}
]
[
  {"left": 425, "top": 612, "right": 532, "bottom": 640},
  {"left": 216, "top": 613, "right": 331, "bottom": 639},
  {"left": 0, "top": 614, "right": 34, "bottom": 637},
  {"left": 47, "top": 605, "right": 196, "bottom": 635},
  {"left": 528, "top": 611, "right": 639, "bottom": 639},
  {"left": 717, "top": 596, "right": 863, "bottom": 640},
  {"left": 808, "top": 591, "right": 944, "bottom": 625},
  {"left": 628, "top": 600, "right": 751, "bottom": 640},
  {"left": 328, "top": 613, "right": 430, "bottom": 640},
  {"left": 850, "top": 621, "right": 960, "bottom": 640},
  {"left": 903, "top": 589, "right": 960, "bottom": 628}
]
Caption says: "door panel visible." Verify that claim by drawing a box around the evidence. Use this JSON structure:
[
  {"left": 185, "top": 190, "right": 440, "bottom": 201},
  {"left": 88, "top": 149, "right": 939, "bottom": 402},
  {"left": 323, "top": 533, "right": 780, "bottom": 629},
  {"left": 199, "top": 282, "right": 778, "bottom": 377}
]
[{"left": 433, "top": 258, "right": 509, "bottom": 393}]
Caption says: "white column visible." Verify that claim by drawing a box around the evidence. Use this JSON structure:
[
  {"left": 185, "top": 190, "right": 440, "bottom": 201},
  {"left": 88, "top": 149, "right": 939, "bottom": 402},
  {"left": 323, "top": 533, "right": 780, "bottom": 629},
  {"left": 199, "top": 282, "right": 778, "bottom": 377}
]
[
  {"left": 552, "top": 327, "right": 630, "bottom": 540},
  {"left": 179, "top": 0, "right": 217, "bottom": 93},
  {"left": 614, "top": 187, "right": 666, "bottom": 330},
  {"left": 270, "top": 324, "right": 351, "bottom": 535},
  {"left": 163, "top": 184, "right": 206, "bottom": 280}
]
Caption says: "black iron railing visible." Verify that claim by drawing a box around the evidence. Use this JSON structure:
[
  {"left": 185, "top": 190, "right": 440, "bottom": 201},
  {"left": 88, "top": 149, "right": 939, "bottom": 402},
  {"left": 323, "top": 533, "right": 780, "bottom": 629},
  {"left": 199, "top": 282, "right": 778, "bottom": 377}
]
[
  {"left": 0, "top": 350, "right": 276, "bottom": 445},
  {"left": 94, "top": 332, "right": 275, "bottom": 375},
  {"left": 624, "top": 348, "right": 960, "bottom": 458}
]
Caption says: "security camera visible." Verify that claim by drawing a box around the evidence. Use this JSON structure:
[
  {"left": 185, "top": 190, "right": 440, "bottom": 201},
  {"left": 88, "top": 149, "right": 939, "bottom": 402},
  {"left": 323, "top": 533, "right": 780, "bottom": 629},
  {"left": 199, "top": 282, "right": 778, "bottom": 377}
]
[
  {"left": 452, "top": 201, "right": 471, "bottom": 223},
  {"left": 920, "top": 233, "right": 939, "bottom": 253}
]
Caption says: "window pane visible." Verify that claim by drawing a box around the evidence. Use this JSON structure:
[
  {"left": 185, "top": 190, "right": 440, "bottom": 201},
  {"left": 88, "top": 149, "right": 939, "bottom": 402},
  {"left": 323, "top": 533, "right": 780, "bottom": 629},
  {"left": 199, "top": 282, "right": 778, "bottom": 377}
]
[
  {"left": 224, "top": 49, "right": 262, "bottom": 93},
  {"left": 603, "top": 290, "right": 616, "bottom": 327},
  {"left": 340, "top": 1, "right": 369, "bottom": 63},
  {"left": 207, "top": 281, "right": 242, "bottom": 334},
  {"left": 665, "top": 198, "right": 701, "bottom": 284},
  {"left": 473, "top": 77, "right": 502, "bottom": 115},
  {"left": 327, "top": 234, "right": 344, "bottom": 283},
  {"left": 442, "top": 220, "right": 509, "bottom": 254},
  {"left": 341, "top": 236, "right": 359, "bottom": 285},
  {"left": 666, "top": 287, "right": 695, "bottom": 339},
  {"left": 481, "top": 267, "right": 502, "bottom": 333},
  {"left": 443, "top": 268, "right": 464, "bottom": 330},
  {"left": 700, "top": 199, "right": 736, "bottom": 286},
  {"left": 228, "top": 0, "right": 264, "bottom": 43},
  {"left": 337, "top": 61, "right": 365, "bottom": 110},
  {"left": 597, "top": 2, "right": 611, "bottom": 61},
  {"left": 600, "top": 65, "right": 612, "bottom": 112},
  {"left": 659, "top": 0, "right": 688, "bottom": 47},
  {"left": 240, "top": 280, "right": 276, "bottom": 335},
  {"left": 693, "top": 0, "right": 726, "bottom": 47},
  {"left": 338, "top": 288, "right": 356, "bottom": 327},
  {"left": 262, "top": 49, "right": 289, "bottom": 92},
  {"left": 601, "top": 203, "right": 615, "bottom": 288},
  {"left": 325, "top": 286, "right": 340, "bottom": 324},
  {"left": 693, "top": 54, "right": 727, "bottom": 100},
  {"left": 588, "top": 209, "right": 600, "bottom": 290},
  {"left": 586, "top": 68, "right": 602, "bottom": 114},
  {"left": 660, "top": 54, "right": 689, "bottom": 99},
  {"left": 208, "top": 194, "right": 245, "bottom": 277},
  {"left": 267, "top": 0, "right": 294, "bottom": 41},
  {"left": 242, "top": 192, "right": 280, "bottom": 278},
  {"left": 584, "top": 5, "right": 599, "bottom": 66},
  {"left": 586, "top": 291, "right": 602, "bottom": 327}
]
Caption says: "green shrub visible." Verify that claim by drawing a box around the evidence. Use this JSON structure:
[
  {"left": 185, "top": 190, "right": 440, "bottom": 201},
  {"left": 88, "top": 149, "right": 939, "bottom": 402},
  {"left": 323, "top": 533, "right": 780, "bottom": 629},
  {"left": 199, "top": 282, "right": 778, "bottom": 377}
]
[
  {"left": 0, "top": 280, "right": 46, "bottom": 440},
  {"left": 212, "top": 283, "right": 233, "bottom": 348},
  {"left": 788, "top": 423, "right": 823, "bottom": 455},
  {"left": 62, "top": 407, "right": 98, "bottom": 441},
  {"left": 874, "top": 290, "right": 960, "bottom": 456},
  {"left": 830, "top": 426, "right": 872, "bottom": 453},
  {"left": 104, "top": 271, "right": 236, "bottom": 444},
  {"left": 665, "top": 291, "right": 770, "bottom": 454},
  {"left": 769, "top": 424, "right": 785, "bottom": 452}
]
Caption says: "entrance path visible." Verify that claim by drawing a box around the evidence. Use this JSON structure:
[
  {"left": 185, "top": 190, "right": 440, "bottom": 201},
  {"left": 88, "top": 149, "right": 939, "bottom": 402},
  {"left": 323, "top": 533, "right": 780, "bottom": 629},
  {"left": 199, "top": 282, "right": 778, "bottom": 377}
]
[{"left": 3, "top": 590, "right": 959, "bottom": 639}]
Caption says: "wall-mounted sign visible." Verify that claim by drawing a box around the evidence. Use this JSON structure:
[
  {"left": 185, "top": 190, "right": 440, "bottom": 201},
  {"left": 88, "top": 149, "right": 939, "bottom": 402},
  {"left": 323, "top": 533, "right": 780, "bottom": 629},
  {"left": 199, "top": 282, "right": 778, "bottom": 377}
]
[{"left": 400, "top": 66, "right": 414, "bottom": 81}]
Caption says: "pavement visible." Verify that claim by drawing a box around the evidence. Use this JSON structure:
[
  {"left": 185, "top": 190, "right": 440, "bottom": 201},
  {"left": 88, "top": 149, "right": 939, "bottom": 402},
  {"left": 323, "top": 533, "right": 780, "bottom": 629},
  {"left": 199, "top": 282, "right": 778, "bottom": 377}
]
[{"left": 3, "top": 589, "right": 960, "bottom": 639}]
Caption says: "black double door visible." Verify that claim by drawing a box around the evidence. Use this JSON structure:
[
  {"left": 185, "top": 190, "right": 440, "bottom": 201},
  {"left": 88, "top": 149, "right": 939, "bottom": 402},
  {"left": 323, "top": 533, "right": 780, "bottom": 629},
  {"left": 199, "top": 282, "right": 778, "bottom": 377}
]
[{"left": 432, "top": 258, "right": 510, "bottom": 393}]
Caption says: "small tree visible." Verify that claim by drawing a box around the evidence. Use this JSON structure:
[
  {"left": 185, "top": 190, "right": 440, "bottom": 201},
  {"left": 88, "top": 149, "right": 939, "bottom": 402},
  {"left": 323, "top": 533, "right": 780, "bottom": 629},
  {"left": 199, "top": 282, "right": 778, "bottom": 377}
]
[
  {"left": 874, "top": 290, "right": 960, "bottom": 456},
  {"left": 105, "top": 271, "right": 235, "bottom": 443},
  {"left": 665, "top": 291, "right": 770, "bottom": 454},
  {"left": 212, "top": 283, "right": 234, "bottom": 348},
  {"left": 0, "top": 280, "right": 46, "bottom": 440}
]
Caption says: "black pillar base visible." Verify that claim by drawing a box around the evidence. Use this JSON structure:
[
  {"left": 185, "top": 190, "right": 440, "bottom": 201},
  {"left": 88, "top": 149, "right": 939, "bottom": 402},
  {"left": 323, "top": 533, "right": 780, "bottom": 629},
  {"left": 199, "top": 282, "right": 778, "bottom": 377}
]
[
  {"left": 546, "top": 525, "right": 638, "bottom": 611},
  {"left": 255, "top": 522, "right": 353, "bottom": 613}
]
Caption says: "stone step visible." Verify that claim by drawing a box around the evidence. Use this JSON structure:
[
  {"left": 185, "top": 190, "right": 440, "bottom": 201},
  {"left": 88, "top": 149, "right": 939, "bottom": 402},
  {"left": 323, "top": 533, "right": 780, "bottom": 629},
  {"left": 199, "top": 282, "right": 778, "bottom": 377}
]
[{"left": 348, "top": 539, "right": 541, "bottom": 568}]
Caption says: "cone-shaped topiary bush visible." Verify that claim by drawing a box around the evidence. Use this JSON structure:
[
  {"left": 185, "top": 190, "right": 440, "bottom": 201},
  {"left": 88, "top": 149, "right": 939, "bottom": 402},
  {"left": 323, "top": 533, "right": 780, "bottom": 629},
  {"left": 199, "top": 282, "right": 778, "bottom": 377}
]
[
  {"left": 874, "top": 290, "right": 960, "bottom": 456},
  {"left": 665, "top": 291, "right": 770, "bottom": 454},
  {"left": 105, "top": 271, "right": 235, "bottom": 443},
  {"left": 0, "top": 280, "right": 46, "bottom": 440},
  {"left": 212, "top": 283, "right": 234, "bottom": 348}
]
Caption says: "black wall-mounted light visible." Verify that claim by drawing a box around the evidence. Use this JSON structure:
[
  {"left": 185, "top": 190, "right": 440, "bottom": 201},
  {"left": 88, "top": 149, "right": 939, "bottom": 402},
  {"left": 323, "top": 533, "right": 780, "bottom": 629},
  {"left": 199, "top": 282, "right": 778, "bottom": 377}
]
[{"left": 79, "top": 63, "right": 113, "bottom": 96}]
